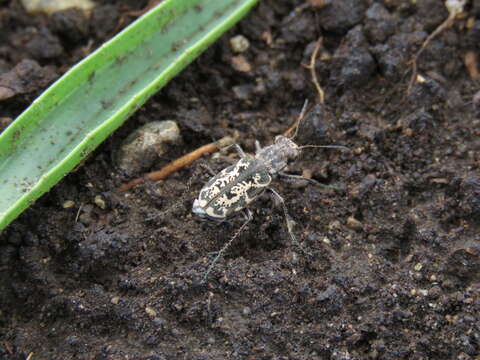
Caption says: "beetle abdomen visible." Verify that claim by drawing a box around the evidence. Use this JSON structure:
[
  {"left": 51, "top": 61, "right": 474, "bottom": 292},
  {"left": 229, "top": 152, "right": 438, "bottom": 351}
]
[{"left": 193, "top": 157, "right": 272, "bottom": 220}]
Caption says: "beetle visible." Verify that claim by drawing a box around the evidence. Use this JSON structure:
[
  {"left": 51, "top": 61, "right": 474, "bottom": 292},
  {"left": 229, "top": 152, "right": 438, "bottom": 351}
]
[
  {"left": 192, "top": 102, "right": 347, "bottom": 282},
  {"left": 192, "top": 135, "right": 299, "bottom": 221}
]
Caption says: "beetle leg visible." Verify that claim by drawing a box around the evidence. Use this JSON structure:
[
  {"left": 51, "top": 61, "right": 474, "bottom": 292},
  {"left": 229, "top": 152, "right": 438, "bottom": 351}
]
[
  {"left": 217, "top": 142, "right": 247, "bottom": 159},
  {"left": 234, "top": 143, "right": 247, "bottom": 158},
  {"left": 278, "top": 172, "right": 344, "bottom": 191},
  {"left": 255, "top": 140, "right": 262, "bottom": 153},
  {"left": 202, "top": 209, "right": 253, "bottom": 283},
  {"left": 198, "top": 161, "right": 216, "bottom": 176},
  {"left": 210, "top": 155, "right": 239, "bottom": 165},
  {"left": 267, "top": 187, "right": 312, "bottom": 257},
  {"left": 147, "top": 162, "right": 209, "bottom": 221}
]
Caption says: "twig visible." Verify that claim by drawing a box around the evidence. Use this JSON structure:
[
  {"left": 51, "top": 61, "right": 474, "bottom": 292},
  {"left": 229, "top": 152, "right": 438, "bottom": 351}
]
[{"left": 117, "top": 136, "right": 234, "bottom": 192}]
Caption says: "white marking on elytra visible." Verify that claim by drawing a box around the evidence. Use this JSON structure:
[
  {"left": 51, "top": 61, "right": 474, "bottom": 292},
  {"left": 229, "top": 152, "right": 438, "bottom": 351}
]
[{"left": 192, "top": 100, "right": 348, "bottom": 282}]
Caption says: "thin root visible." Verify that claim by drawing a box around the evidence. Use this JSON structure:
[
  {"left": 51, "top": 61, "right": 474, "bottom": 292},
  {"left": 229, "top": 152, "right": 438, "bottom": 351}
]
[
  {"left": 407, "top": 10, "right": 458, "bottom": 95},
  {"left": 282, "top": 37, "right": 325, "bottom": 138},
  {"left": 117, "top": 136, "right": 235, "bottom": 192},
  {"left": 283, "top": 37, "right": 326, "bottom": 138},
  {"left": 305, "top": 37, "right": 325, "bottom": 105}
]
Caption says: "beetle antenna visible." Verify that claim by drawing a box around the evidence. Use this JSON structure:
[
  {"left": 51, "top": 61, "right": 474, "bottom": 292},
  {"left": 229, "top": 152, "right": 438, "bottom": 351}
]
[
  {"left": 290, "top": 99, "right": 310, "bottom": 140},
  {"left": 299, "top": 144, "right": 350, "bottom": 151}
]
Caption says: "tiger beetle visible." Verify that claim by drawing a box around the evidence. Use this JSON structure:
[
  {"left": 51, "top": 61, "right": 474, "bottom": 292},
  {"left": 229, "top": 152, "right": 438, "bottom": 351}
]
[{"left": 192, "top": 101, "right": 347, "bottom": 282}]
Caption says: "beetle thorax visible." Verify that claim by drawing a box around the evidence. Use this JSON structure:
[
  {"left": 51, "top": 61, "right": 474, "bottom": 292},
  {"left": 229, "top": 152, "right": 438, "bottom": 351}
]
[{"left": 255, "top": 135, "right": 300, "bottom": 174}]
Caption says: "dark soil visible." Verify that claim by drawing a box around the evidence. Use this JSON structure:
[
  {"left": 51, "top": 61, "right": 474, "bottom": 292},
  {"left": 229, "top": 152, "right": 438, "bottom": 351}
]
[{"left": 1, "top": 0, "right": 480, "bottom": 359}]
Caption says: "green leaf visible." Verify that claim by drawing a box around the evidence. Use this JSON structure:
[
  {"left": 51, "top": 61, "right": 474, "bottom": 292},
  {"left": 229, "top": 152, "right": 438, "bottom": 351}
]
[{"left": 0, "top": 0, "right": 260, "bottom": 230}]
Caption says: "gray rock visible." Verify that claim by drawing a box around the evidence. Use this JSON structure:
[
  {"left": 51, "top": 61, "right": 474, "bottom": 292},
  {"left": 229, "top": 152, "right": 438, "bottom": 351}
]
[
  {"left": 364, "top": 3, "right": 398, "bottom": 43},
  {"left": 116, "top": 120, "right": 182, "bottom": 175},
  {"left": 330, "top": 25, "right": 376, "bottom": 88},
  {"left": 318, "top": 0, "right": 367, "bottom": 34},
  {"left": 229, "top": 35, "right": 250, "bottom": 53}
]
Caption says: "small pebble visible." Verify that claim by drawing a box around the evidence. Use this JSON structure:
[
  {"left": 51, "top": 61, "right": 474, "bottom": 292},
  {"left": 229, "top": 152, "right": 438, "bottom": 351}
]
[
  {"left": 111, "top": 296, "right": 120, "bottom": 305},
  {"left": 414, "top": 263, "right": 423, "bottom": 271},
  {"left": 229, "top": 35, "right": 250, "bottom": 53},
  {"left": 94, "top": 195, "right": 106, "bottom": 209},
  {"left": 21, "top": 0, "right": 96, "bottom": 15},
  {"left": 232, "top": 84, "right": 255, "bottom": 100},
  {"left": 145, "top": 306, "right": 157, "bottom": 318},
  {"left": 242, "top": 307, "right": 251, "bottom": 316},
  {"left": 62, "top": 200, "right": 76, "bottom": 209},
  {"left": 346, "top": 216, "right": 363, "bottom": 231},
  {"left": 231, "top": 55, "right": 252, "bottom": 72},
  {"left": 418, "top": 289, "right": 428, "bottom": 297}
]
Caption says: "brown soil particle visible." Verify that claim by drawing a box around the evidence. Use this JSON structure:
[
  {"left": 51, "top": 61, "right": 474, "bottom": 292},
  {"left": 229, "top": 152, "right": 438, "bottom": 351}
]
[{"left": 1, "top": 0, "right": 480, "bottom": 359}]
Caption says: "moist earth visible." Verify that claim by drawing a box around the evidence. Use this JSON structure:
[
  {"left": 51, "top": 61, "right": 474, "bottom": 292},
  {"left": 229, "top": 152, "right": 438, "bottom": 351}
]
[{"left": 1, "top": 0, "right": 480, "bottom": 359}]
